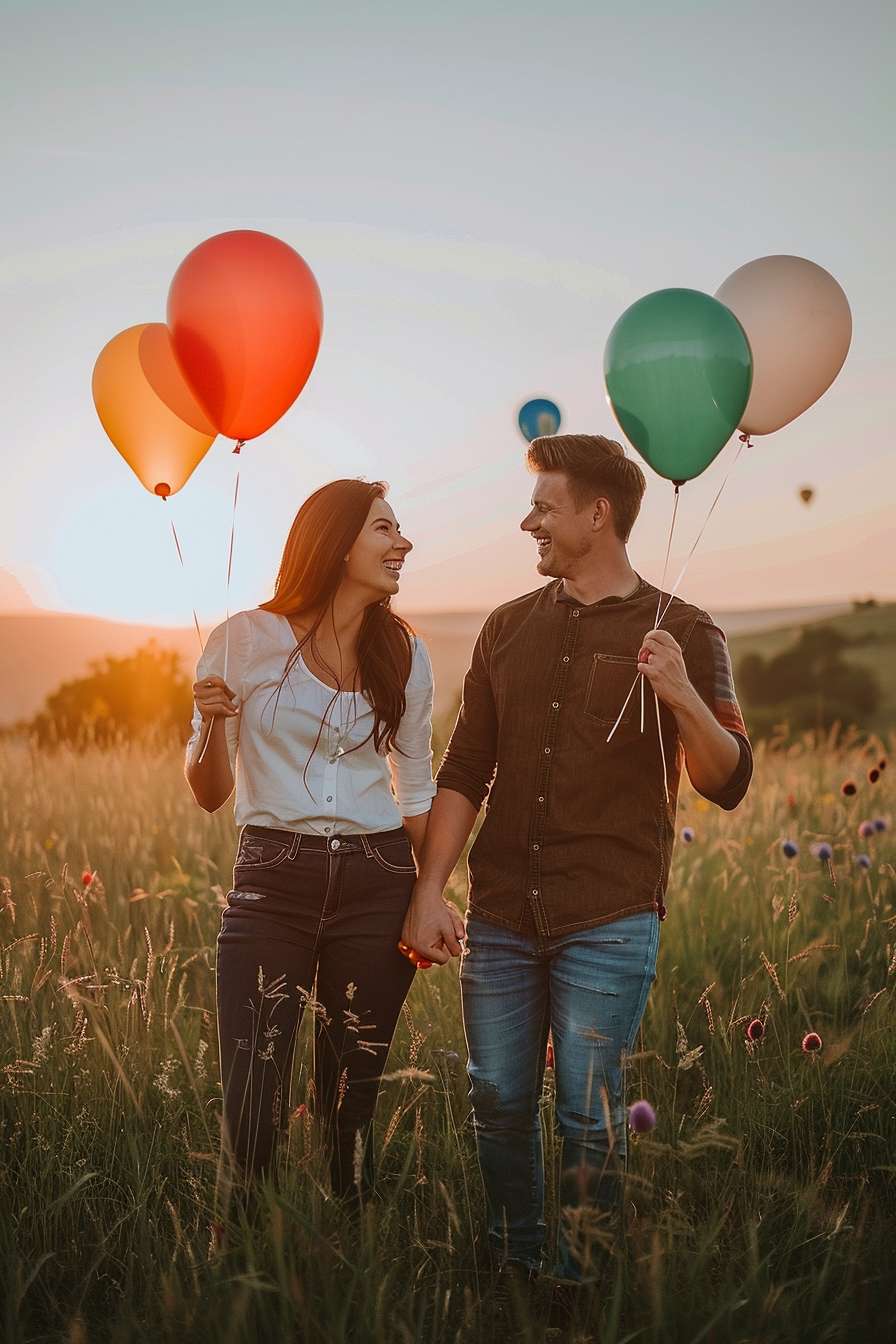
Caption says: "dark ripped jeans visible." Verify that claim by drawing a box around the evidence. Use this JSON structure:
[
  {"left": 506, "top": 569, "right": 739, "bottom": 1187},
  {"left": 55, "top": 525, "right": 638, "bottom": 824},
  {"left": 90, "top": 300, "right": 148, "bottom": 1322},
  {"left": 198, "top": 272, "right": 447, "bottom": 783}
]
[
  {"left": 460, "top": 910, "right": 659, "bottom": 1280},
  {"left": 216, "top": 825, "right": 417, "bottom": 1205}
]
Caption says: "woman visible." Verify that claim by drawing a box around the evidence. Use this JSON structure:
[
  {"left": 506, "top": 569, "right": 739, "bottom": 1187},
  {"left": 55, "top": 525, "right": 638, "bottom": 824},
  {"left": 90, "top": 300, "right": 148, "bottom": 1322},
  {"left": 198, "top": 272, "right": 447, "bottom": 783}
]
[{"left": 185, "top": 479, "right": 436, "bottom": 1206}]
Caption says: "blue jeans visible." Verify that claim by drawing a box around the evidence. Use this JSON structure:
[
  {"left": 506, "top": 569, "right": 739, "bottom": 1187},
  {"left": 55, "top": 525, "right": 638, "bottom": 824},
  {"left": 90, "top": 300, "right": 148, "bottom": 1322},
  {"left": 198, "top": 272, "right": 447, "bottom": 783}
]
[{"left": 460, "top": 910, "right": 659, "bottom": 1280}]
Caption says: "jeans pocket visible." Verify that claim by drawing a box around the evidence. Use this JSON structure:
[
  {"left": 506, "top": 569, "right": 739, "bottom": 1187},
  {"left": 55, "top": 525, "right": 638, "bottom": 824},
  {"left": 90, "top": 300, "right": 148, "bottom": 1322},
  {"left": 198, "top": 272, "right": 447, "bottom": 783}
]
[
  {"left": 235, "top": 833, "right": 291, "bottom": 870},
  {"left": 370, "top": 838, "right": 417, "bottom": 874},
  {"left": 226, "top": 889, "right": 266, "bottom": 905}
]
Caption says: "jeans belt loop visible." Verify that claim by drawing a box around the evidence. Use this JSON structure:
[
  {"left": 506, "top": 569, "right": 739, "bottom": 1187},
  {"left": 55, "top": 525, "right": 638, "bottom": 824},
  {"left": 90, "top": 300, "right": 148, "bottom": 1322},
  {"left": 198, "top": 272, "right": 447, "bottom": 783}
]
[{"left": 360, "top": 834, "right": 374, "bottom": 858}]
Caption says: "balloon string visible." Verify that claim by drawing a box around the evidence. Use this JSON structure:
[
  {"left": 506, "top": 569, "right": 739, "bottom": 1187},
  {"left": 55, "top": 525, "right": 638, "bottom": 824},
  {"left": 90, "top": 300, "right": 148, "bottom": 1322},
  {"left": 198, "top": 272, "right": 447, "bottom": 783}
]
[
  {"left": 655, "top": 484, "right": 680, "bottom": 626},
  {"left": 198, "top": 458, "right": 242, "bottom": 767},
  {"left": 222, "top": 465, "right": 241, "bottom": 688},
  {"left": 168, "top": 507, "right": 214, "bottom": 767},
  {"left": 655, "top": 681, "right": 669, "bottom": 804},
  {"left": 654, "top": 434, "right": 749, "bottom": 630},
  {"left": 606, "top": 433, "right": 750, "bottom": 746},
  {"left": 167, "top": 512, "right": 204, "bottom": 655},
  {"left": 204, "top": 464, "right": 241, "bottom": 767},
  {"left": 607, "top": 482, "right": 681, "bottom": 745}
]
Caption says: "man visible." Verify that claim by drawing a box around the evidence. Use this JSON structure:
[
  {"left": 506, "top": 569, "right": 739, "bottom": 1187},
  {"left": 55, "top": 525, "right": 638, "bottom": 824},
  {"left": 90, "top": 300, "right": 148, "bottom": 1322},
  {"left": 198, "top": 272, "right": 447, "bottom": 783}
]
[{"left": 402, "top": 434, "right": 752, "bottom": 1300}]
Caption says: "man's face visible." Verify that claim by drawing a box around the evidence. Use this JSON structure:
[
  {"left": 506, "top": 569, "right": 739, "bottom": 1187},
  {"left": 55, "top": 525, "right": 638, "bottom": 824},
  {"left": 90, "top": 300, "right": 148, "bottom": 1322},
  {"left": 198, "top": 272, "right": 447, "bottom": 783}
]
[{"left": 520, "top": 471, "right": 596, "bottom": 578}]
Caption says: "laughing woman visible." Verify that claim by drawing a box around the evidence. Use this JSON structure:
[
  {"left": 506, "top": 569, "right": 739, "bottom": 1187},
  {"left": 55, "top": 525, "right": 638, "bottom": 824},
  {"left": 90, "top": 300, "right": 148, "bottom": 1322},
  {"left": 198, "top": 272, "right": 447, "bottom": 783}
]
[{"left": 185, "top": 479, "right": 438, "bottom": 1207}]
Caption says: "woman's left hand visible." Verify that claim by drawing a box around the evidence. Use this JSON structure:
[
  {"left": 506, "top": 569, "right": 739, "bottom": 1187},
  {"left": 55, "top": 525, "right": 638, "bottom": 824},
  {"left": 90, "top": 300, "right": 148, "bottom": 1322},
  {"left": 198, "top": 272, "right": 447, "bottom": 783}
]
[{"left": 637, "top": 629, "right": 696, "bottom": 714}]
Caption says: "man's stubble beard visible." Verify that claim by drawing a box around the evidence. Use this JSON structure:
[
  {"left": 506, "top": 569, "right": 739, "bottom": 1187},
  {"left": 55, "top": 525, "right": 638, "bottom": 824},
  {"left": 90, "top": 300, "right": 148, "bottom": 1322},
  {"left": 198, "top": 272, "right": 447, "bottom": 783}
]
[{"left": 536, "top": 536, "right": 593, "bottom": 580}]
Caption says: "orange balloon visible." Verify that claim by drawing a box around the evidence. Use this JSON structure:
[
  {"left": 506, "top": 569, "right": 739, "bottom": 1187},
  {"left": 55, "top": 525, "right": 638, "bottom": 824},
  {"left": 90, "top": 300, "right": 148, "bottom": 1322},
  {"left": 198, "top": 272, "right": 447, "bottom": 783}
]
[
  {"left": 92, "top": 324, "right": 217, "bottom": 497},
  {"left": 167, "top": 230, "right": 323, "bottom": 441}
]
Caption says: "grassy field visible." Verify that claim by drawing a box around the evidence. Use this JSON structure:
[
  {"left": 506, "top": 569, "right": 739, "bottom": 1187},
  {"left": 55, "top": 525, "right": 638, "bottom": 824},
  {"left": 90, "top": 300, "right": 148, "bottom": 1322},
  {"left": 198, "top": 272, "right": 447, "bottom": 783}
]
[{"left": 1, "top": 726, "right": 895, "bottom": 1342}]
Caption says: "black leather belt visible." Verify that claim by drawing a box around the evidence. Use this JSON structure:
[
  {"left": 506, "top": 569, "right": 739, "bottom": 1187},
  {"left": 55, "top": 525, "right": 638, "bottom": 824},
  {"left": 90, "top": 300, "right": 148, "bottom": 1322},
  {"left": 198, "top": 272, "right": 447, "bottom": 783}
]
[{"left": 242, "top": 824, "right": 407, "bottom": 855}]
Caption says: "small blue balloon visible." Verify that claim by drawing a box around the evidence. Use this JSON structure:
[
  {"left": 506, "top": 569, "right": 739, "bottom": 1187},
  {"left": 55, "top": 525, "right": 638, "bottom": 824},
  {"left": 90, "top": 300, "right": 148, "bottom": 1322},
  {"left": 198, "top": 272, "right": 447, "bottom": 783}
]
[{"left": 518, "top": 398, "right": 561, "bottom": 443}]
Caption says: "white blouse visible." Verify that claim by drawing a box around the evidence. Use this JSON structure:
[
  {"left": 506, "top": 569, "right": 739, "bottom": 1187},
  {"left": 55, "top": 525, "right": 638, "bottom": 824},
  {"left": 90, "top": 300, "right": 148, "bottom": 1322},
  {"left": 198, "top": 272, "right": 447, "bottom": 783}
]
[{"left": 187, "top": 609, "right": 437, "bottom": 835}]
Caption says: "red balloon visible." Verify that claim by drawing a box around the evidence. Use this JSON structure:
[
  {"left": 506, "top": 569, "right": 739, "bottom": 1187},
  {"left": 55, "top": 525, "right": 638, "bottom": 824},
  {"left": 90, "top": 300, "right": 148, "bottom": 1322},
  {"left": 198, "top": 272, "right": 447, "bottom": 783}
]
[{"left": 167, "top": 230, "right": 323, "bottom": 441}]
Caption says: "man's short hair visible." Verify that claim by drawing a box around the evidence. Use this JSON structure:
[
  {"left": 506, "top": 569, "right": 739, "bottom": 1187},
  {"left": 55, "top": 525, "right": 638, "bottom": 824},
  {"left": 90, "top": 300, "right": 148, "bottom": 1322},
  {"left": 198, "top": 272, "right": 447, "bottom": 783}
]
[{"left": 526, "top": 433, "right": 646, "bottom": 542}]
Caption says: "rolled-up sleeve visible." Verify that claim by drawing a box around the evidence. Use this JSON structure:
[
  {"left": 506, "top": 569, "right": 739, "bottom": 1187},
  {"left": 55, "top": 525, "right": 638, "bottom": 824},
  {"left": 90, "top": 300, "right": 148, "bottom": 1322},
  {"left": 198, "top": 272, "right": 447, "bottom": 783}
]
[
  {"left": 185, "top": 614, "right": 250, "bottom": 769},
  {"left": 436, "top": 618, "right": 499, "bottom": 811},
  {"left": 684, "top": 617, "right": 753, "bottom": 810},
  {"left": 389, "top": 638, "right": 438, "bottom": 817}
]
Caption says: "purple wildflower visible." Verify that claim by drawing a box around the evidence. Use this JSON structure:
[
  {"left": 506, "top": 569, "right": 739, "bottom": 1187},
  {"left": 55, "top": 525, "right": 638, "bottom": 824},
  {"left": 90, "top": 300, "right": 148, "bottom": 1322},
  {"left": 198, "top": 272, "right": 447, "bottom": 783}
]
[
  {"left": 802, "top": 1032, "right": 822, "bottom": 1053},
  {"left": 628, "top": 1100, "right": 656, "bottom": 1133},
  {"left": 858, "top": 820, "right": 876, "bottom": 839},
  {"left": 855, "top": 854, "right": 872, "bottom": 870},
  {"left": 874, "top": 818, "right": 888, "bottom": 833},
  {"left": 746, "top": 1018, "right": 765, "bottom": 1043},
  {"left": 782, "top": 839, "right": 799, "bottom": 859},
  {"left": 810, "top": 842, "right": 833, "bottom": 862},
  {"left": 680, "top": 827, "right": 695, "bottom": 844}
]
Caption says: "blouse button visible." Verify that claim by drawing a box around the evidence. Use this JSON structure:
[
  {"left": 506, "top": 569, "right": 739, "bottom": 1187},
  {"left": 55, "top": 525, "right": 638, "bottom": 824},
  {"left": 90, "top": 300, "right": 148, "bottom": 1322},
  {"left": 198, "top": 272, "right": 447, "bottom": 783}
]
[
  {"left": 533, "top": 843, "right": 539, "bottom": 851},
  {"left": 544, "top": 747, "right": 551, "bottom": 754},
  {"left": 552, "top": 701, "right": 559, "bottom": 709},
  {"left": 538, "top": 796, "right": 545, "bottom": 803},
  {"left": 327, "top": 796, "right": 333, "bottom": 803},
  {"left": 562, "top": 656, "right": 569, "bottom": 663},
  {"left": 572, "top": 609, "right": 580, "bottom": 617}
]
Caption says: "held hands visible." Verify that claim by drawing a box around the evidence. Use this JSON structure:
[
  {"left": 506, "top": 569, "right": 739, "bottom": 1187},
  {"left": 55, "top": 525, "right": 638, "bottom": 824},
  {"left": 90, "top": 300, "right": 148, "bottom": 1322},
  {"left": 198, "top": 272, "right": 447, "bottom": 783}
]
[
  {"left": 192, "top": 675, "right": 238, "bottom": 722},
  {"left": 401, "top": 885, "right": 466, "bottom": 967},
  {"left": 637, "top": 629, "right": 696, "bottom": 713}
]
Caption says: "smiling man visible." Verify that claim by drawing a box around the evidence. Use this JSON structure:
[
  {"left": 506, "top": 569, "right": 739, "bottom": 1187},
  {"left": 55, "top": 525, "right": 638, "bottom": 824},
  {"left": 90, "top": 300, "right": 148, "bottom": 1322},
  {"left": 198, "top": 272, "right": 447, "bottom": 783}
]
[{"left": 402, "top": 433, "right": 752, "bottom": 1317}]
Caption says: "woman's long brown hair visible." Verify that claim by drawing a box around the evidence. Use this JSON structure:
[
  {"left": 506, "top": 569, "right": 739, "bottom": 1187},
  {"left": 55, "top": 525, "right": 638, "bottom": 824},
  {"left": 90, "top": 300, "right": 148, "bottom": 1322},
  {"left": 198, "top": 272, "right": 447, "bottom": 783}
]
[{"left": 258, "top": 479, "right": 414, "bottom": 755}]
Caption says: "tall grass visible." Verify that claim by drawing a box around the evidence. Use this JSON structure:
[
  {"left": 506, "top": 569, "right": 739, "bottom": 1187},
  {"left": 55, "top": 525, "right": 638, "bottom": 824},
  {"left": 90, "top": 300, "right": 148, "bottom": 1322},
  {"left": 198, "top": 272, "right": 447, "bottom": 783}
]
[{"left": 1, "top": 728, "right": 894, "bottom": 1341}]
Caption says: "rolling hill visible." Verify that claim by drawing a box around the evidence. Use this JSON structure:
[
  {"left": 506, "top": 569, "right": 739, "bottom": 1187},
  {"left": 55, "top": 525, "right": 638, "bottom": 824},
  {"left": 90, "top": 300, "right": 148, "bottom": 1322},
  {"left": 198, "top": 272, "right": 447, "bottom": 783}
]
[{"left": 1, "top": 599, "right": 889, "bottom": 733}]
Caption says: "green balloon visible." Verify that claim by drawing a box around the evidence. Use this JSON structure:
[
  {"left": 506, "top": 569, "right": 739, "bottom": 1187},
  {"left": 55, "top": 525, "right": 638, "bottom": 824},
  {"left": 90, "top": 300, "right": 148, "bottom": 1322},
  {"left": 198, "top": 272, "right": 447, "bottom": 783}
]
[{"left": 604, "top": 288, "right": 752, "bottom": 484}]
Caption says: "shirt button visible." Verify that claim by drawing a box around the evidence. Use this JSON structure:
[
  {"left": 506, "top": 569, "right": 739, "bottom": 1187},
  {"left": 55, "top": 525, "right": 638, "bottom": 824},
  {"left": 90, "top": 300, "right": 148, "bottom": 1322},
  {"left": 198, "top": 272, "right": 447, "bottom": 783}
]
[
  {"left": 324, "top": 826, "right": 331, "bottom": 833},
  {"left": 532, "top": 888, "right": 539, "bottom": 895},
  {"left": 544, "top": 747, "right": 551, "bottom": 754},
  {"left": 573, "top": 610, "right": 580, "bottom": 617},
  {"left": 326, "top": 796, "right": 333, "bottom": 803},
  {"left": 562, "top": 656, "right": 569, "bottom": 663},
  {"left": 533, "top": 843, "right": 539, "bottom": 851},
  {"left": 552, "top": 701, "right": 559, "bottom": 709},
  {"left": 538, "top": 796, "right": 545, "bottom": 803}
]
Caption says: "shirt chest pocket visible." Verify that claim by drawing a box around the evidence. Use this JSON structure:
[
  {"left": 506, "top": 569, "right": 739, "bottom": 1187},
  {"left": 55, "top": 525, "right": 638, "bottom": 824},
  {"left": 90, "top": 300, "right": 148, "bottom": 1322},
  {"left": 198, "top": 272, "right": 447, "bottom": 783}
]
[{"left": 584, "top": 653, "right": 640, "bottom": 725}]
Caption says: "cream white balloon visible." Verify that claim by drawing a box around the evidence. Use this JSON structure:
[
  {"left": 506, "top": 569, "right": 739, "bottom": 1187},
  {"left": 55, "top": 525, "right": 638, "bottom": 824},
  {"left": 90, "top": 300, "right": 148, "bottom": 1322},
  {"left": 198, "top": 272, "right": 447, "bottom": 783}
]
[{"left": 715, "top": 255, "right": 851, "bottom": 436}]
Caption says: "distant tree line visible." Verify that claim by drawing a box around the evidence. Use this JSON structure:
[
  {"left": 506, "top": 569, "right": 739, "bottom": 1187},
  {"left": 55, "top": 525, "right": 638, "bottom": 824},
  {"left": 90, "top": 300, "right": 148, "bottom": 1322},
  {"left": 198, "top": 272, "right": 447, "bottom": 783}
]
[
  {"left": 26, "top": 643, "right": 194, "bottom": 747},
  {"left": 737, "top": 626, "right": 881, "bottom": 739}
]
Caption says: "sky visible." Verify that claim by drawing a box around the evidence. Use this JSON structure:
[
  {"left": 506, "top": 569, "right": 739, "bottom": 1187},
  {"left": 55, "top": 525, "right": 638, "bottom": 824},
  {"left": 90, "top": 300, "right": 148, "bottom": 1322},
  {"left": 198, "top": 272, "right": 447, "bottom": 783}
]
[{"left": 1, "top": 0, "right": 894, "bottom": 624}]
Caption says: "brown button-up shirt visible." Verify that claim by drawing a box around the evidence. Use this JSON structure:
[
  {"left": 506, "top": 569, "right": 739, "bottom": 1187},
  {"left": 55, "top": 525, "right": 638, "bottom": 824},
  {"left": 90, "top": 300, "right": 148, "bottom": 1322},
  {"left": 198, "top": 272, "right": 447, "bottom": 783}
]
[{"left": 436, "top": 578, "right": 752, "bottom": 937}]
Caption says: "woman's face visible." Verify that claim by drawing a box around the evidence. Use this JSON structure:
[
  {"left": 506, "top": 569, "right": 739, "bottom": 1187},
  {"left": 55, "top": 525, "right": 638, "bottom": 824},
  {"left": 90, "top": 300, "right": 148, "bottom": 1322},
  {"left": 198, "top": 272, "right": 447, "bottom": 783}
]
[{"left": 343, "top": 497, "right": 412, "bottom": 601}]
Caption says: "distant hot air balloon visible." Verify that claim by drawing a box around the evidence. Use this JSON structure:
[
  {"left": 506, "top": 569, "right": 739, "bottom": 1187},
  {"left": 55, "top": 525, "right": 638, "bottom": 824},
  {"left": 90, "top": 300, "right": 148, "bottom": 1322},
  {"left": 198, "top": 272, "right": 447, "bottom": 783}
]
[
  {"left": 518, "top": 398, "right": 561, "bottom": 443},
  {"left": 799, "top": 487, "right": 814, "bottom": 505}
]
